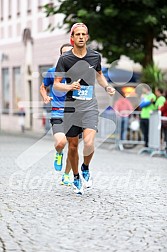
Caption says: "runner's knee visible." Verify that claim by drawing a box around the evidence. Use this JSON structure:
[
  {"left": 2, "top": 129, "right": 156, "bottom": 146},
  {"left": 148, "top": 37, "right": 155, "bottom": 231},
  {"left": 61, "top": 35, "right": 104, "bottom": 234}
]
[
  {"left": 84, "top": 138, "right": 94, "bottom": 149},
  {"left": 55, "top": 142, "right": 66, "bottom": 150}
]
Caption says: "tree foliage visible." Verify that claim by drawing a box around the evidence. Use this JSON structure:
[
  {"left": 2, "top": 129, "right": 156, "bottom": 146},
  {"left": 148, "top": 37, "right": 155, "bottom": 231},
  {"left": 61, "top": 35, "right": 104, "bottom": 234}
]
[
  {"left": 44, "top": 0, "right": 167, "bottom": 67},
  {"left": 141, "top": 64, "right": 166, "bottom": 90}
]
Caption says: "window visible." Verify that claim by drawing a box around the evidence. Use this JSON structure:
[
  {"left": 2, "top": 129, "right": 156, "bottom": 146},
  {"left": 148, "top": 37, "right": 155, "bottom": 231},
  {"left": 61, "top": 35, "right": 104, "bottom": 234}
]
[
  {"left": 1, "top": 0, "right": 3, "bottom": 20},
  {"left": 8, "top": 25, "right": 12, "bottom": 38},
  {"left": 2, "top": 68, "right": 10, "bottom": 113},
  {"left": 17, "top": 0, "right": 20, "bottom": 16},
  {"left": 37, "top": 17, "right": 43, "bottom": 32},
  {"left": 13, "top": 67, "right": 22, "bottom": 111},
  {"left": 48, "top": 0, "right": 54, "bottom": 7},
  {"left": 8, "top": 0, "right": 12, "bottom": 19},
  {"left": 38, "top": 0, "right": 42, "bottom": 9},
  {"left": 0, "top": 27, "right": 4, "bottom": 38},
  {"left": 38, "top": 0, "right": 53, "bottom": 10},
  {"left": 27, "top": 0, "right": 31, "bottom": 13},
  {"left": 17, "top": 23, "right": 21, "bottom": 36}
]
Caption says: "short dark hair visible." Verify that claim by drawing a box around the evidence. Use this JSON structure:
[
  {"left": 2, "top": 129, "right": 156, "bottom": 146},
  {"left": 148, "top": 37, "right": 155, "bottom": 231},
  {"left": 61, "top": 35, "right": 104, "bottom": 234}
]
[
  {"left": 60, "top": 43, "right": 72, "bottom": 55},
  {"left": 164, "top": 90, "right": 167, "bottom": 99},
  {"left": 156, "top": 87, "right": 164, "bottom": 94}
]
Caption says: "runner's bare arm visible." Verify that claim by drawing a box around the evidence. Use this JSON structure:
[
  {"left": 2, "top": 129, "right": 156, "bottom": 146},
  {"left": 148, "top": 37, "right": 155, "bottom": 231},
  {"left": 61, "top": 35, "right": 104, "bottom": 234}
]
[
  {"left": 40, "top": 83, "right": 53, "bottom": 104},
  {"left": 54, "top": 77, "right": 81, "bottom": 91},
  {"left": 96, "top": 71, "right": 115, "bottom": 96}
]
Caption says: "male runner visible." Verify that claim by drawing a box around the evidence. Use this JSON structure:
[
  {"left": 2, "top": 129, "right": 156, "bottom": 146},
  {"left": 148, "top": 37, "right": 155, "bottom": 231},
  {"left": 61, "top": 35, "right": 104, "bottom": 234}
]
[
  {"left": 54, "top": 23, "right": 115, "bottom": 194},
  {"left": 40, "top": 43, "right": 73, "bottom": 186}
]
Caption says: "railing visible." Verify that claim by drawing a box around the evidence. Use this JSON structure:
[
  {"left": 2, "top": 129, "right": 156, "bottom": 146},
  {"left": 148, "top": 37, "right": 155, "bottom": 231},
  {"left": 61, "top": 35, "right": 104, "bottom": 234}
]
[
  {"left": 148, "top": 113, "right": 167, "bottom": 158},
  {"left": 98, "top": 109, "right": 167, "bottom": 157},
  {"left": 97, "top": 110, "right": 144, "bottom": 150}
]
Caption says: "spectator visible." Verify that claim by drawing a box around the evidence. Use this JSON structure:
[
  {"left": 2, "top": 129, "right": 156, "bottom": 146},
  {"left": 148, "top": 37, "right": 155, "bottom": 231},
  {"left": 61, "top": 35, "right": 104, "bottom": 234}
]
[
  {"left": 160, "top": 90, "right": 167, "bottom": 153},
  {"left": 139, "top": 85, "right": 156, "bottom": 147},
  {"left": 18, "top": 101, "right": 26, "bottom": 133},
  {"left": 154, "top": 87, "right": 165, "bottom": 110},
  {"left": 114, "top": 94, "right": 133, "bottom": 140}
]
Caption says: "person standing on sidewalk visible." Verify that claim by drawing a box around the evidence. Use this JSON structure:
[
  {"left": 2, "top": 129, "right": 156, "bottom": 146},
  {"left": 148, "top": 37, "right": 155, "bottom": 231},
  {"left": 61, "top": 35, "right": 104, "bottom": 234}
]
[
  {"left": 160, "top": 90, "right": 167, "bottom": 153},
  {"left": 40, "top": 43, "right": 73, "bottom": 186},
  {"left": 139, "top": 85, "right": 156, "bottom": 147},
  {"left": 54, "top": 23, "right": 115, "bottom": 194},
  {"left": 154, "top": 87, "right": 165, "bottom": 110},
  {"left": 114, "top": 93, "right": 133, "bottom": 140}
]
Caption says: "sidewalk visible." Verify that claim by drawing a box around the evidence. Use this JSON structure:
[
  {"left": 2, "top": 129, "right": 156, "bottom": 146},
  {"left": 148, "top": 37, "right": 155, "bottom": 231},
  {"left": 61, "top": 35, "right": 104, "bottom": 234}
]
[{"left": 0, "top": 132, "right": 167, "bottom": 252}]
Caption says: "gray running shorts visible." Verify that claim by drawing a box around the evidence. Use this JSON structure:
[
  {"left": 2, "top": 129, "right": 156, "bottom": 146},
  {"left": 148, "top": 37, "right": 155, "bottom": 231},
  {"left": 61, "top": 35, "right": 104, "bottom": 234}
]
[
  {"left": 64, "top": 110, "right": 99, "bottom": 137},
  {"left": 50, "top": 118, "right": 64, "bottom": 135}
]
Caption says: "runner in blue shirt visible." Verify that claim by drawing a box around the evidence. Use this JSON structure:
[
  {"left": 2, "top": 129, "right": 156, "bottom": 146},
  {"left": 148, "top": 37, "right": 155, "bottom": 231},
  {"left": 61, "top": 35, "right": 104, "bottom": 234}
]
[{"left": 40, "top": 43, "right": 73, "bottom": 186}]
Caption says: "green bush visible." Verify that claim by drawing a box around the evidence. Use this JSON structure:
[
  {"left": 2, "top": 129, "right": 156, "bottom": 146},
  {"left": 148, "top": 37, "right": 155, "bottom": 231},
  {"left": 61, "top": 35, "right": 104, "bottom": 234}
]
[{"left": 141, "top": 64, "right": 166, "bottom": 91}]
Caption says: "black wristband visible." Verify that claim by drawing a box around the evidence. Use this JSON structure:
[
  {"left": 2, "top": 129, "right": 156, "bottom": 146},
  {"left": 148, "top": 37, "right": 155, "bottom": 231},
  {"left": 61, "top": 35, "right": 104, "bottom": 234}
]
[{"left": 105, "top": 86, "right": 109, "bottom": 92}]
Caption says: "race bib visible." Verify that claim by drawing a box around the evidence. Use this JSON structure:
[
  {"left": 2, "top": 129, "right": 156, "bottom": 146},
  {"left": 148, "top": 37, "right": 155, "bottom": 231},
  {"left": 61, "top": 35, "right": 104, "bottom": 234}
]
[{"left": 72, "top": 85, "right": 93, "bottom": 100}]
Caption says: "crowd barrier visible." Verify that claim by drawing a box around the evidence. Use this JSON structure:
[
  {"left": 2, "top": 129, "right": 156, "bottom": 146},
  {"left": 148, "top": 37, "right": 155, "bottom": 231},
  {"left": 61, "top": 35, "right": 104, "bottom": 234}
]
[
  {"left": 98, "top": 109, "right": 167, "bottom": 157},
  {"left": 138, "top": 111, "right": 167, "bottom": 158},
  {"left": 97, "top": 110, "right": 144, "bottom": 150}
]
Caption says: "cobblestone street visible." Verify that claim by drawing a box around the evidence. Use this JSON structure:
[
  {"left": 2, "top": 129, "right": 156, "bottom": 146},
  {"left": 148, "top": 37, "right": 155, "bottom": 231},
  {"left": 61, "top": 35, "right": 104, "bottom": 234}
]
[{"left": 0, "top": 132, "right": 167, "bottom": 252}]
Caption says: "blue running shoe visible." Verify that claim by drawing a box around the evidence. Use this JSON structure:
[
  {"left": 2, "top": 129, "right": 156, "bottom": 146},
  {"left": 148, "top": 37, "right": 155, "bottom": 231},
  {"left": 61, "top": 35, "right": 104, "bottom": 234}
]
[
  {"left": 54, "top": 152, "right": 63, "bottom": 171},
  {"left": 81, "top": 167, "right": 93, "bottom": 189},
  {"left": 73, "top": 177, "right": 84, "bottom": 195}
]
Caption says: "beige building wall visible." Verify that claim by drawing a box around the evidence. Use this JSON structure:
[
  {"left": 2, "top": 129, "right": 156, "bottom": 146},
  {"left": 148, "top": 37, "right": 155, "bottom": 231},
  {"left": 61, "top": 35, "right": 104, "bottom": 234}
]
[
  {"left": 0, "top": 0, "right": 111, "bottom": 133},
  {"left": 154, "top": 45, "right": 167, "bottom": 72},
  {"left": 0, "top": 0, "right": 70, "bottom": 133}
]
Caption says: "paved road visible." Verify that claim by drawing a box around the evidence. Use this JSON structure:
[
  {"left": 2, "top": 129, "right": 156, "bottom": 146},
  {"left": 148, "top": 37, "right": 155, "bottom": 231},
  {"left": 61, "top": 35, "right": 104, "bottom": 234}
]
[{"left": 0, "top": 132, "right": 167, "bottom": 252}]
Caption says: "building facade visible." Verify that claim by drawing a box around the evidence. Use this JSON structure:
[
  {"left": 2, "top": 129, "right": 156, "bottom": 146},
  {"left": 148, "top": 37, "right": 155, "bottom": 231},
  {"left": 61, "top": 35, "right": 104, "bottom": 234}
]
[
  {"left": 0, "top": 0, "right": 70, "bottom": 133},
  {"left": 0, "top": 0, "right": 111, "bottom": 133}
]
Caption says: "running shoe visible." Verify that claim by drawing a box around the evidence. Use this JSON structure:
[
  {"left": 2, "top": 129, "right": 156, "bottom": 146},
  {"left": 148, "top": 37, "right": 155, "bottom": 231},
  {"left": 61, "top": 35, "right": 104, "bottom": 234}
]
[
  {"left": 81, "top": 167, "right": 93, "bottom": 189},
  {"left": 61, "top": 173, "right": 72, "bottom": 186},
  {"left": 73, "top": 177, "right": 84, "bottom": 195},
  {"left": 54, "top": 152, "right": 63, "bottom": 171}
]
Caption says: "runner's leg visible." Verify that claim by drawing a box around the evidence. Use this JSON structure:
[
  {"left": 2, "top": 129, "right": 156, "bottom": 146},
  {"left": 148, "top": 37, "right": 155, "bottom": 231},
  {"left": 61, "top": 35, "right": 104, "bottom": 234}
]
[
  {"left": 81, "top": 128, "right": 96, "bottom": 188},
  {"left": 53, "top": 132, "right": 67, "bottom": 171},
  {"left": 64, "top": 157, "right": 72, "bottom": 174},
  {"left": 53, "top": 132, "right": 67, "bottom": 152},
  {"left": 67, "top": 135, "right": 84, "bottom": 194},
  {"left": 67, "top": 136, "right": 79, "bottom": 175},
  {"left": 83, "top": 128, "right": 96, "bottom": 164}
]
